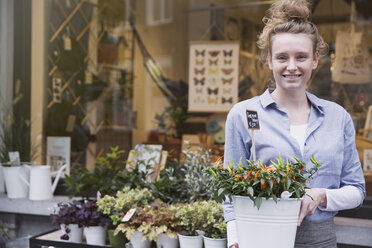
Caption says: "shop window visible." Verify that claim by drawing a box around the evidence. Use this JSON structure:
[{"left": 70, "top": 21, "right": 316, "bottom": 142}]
[{"left": 146, "top": 0, "right": 173, "bottom": 26}]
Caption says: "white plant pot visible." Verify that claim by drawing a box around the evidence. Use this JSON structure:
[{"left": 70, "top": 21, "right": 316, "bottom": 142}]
[
  {"left": 156, "top": 233, "right": 179, "bottom": 248},
  {"left": 84, "top": 226, "right": 107, "bottom": 246},
  {"left": 61, "top": 224, "right": 83, "bottom": 243},
  {"left": 177, "top": 232, "right": 203, "bottom": 248},
  {"left": 233, "top": 195, "right": 301, "bottom": 248},
  {"left": 130, "top": 231, "right": 151, "bottom": 248},
  {"left": 3, "top": 166, "right": 28, "bottom": 198},
  {"left": 203, "top": 236, "right": 227, "bottom": 248}
]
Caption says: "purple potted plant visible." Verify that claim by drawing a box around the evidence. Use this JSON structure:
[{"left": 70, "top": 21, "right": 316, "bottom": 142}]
[
  {"left": 50, "top": 200, "right": 84, "bottom": 243},
  {"left": 77, "top": 200, "right": 110, "bottom": 246}
]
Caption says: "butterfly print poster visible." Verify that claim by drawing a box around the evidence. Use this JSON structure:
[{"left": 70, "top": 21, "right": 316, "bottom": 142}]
[{"left": 188, "top": 41, "right": 239, "bottom": 112}]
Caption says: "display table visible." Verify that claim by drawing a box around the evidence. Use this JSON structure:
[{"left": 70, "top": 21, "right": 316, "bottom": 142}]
[
  {"left": 29, "top": 229, "right": 111, "bottom": 248},
  {"left": 0, "top": 194, "right": 79, "bottom": 247}
]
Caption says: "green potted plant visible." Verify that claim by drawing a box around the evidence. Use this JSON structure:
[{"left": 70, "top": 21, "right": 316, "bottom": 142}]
[
  {"left": 151, "top": 145, "right": 214, "bottom": 204},
  {"left": 50, "top": 200, "right": 84, "bottom": 243},
  {"left": 175, "top": 202, "right": 204, "bottom": 248},
  {"left": 197, "top": 200, "right": 227, "bottom": 248},
  {"left": 114, "top": 205, "right": 153, "bottom": 248},
  {"left": 97, "top": 187, "right": 154, "bottom": 247},
  {"left": 147, "top": 203, "right": 182, "bottom": 248},
  {"left": 114, "top": 202, "right": 182, "bottom": 248},
  {"left": 206, "top": 154, "right": 321, "bottom": 248},
  {"left": 64, "top": 146, "right": 149, "bottom": 199}
]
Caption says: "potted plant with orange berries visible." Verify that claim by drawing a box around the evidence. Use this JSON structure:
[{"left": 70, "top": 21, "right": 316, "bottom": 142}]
[{"left": 206, "top": 154, "right": 321, "bottom": 248}]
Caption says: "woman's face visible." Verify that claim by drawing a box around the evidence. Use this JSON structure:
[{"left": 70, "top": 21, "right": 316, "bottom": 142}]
[{"left": 268, "top": 33, "right": 319, "bottom": 93}]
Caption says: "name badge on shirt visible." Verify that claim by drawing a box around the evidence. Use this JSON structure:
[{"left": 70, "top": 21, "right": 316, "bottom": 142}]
[{"left": 246, "top": 110, "right": 260, "bottom": 130}]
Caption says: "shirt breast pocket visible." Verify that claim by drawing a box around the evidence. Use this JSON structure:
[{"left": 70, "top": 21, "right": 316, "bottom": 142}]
[{"left": 312, "top": 130, "right": 344, "bottom": 177}]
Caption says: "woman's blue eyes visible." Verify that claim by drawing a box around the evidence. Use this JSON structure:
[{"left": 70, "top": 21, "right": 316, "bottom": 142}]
[{"left": 276, "top": 55, "right": 307, "bottom": 60}]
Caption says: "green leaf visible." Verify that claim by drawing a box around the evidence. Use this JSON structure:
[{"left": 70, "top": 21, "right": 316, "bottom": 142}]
[
  {"left": 247, "top": 187, "right": 254, "bottom": 197},
  {"left": 268, "top": 179, "right": 273, "bottom": 189},
  {"left": 286, "top": 178, "right": 291, "bottom": 189},
  {"left": 255, "top": 197, "right": 262, "bottom": 209},
  {"left": 217, "top": 188, "right": 225, "bottom": 198}
]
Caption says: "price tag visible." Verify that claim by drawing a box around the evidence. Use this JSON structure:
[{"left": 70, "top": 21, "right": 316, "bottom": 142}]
[
  {"left": 122, "top": 208, "right": 136, "bottom": 222},
  {"left": 246, "top": 110, "right": 260, "bottom": 130}
]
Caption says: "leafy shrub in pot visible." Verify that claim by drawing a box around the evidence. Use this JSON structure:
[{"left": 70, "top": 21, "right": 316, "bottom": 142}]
[
  {"left": 97, "top": 187, "right": 154, "bottom": 228},
  {"left": 64, "top": 146, "right": 150, "bottom": 199},
  {"left": 76, "top": 200, "right": 110, "bottom": 227}
]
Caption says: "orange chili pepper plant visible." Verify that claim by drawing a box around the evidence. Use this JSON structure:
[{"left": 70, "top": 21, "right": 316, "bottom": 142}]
[{"left": 205, "top": 154, "right": 321, "bottom": 209}]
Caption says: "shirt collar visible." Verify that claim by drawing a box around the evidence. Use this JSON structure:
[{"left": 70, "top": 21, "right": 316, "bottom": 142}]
[
  {"left": 259, "top": 88, "right": 276, "bottom": 108},
  {"left": 259, "top": 88, "right": 324, "bottom": 114}
]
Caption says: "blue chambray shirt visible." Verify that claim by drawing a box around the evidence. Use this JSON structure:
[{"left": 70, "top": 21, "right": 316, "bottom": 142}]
[{"left": 223, "top": 88, "right": 366, "bottom": 222}]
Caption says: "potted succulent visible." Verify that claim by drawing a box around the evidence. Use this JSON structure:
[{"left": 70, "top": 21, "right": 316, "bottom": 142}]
[
  {"left": 97, "top": 187, "right": 154, "bottom": 247},
  {"left": 197, "top": 200, "right": 227, "bottom": 248},
  {"left": 76, "top": 200, "right": 110, "bottom": 246},
  {"left": 206, "top": 154, "right": 321, "bottom": 248},
  {"left": 174, "top": 202, "right": 204, "bottom": 248},
  {"left": 50, "top": 200, "right": 84, "bottom": 243}
]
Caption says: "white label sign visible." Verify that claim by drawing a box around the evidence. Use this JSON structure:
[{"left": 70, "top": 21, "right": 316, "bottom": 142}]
[
  {"left": 363, "top": 149, "right": 372, "bottom": 171},
  {"left": 122, "top": 208, "right": 136, "bottom": 222}
]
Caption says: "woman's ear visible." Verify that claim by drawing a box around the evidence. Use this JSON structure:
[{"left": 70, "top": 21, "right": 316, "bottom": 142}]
[
  {"left": 267, "top": 54, "right": 273, "bottom": 70},
  {"left": 312, "top": 51, "right": 319, "bottom": 70}
]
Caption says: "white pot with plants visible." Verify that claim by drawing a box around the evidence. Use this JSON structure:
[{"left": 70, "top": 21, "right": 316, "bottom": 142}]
[
  {"left": 198, "top": 201, "right": 227, "bottom": 248},
  {"left": 207, "top": 154, "right": 321, "bottom": 248},
  {"left": 50, "top": 201, "right": 85, "bottom": 243},
  {"left": 77, "top": 200, "right": 110, "bottom": 246},
  {"left": 175, "top": 202, "right": 204, "bottom": 248},
  {"left": 153, "top": 204, "right": 181, "bottom": 248}
]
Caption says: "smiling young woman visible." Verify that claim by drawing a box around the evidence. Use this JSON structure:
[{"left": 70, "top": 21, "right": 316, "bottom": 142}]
[{"left": 223, "top": 0, "right": 366, "bottom": 248}]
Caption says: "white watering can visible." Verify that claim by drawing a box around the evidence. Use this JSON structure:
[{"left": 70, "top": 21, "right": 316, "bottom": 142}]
[{"left": 20, "top": 164, "right": 68, "bottom": 200}]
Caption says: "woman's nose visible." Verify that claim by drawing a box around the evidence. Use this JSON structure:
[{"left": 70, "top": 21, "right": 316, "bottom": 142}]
[{"left": 287, "top": 59, "right": 297, "bottom": 71}]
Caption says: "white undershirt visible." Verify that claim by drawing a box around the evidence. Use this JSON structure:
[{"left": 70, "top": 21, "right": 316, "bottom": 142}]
[
  {"left": 290, "top": 124, "right": 307, "bottom": 156},
  {"left": 226, "top": 123, "right": 363, "bottom": 247}
]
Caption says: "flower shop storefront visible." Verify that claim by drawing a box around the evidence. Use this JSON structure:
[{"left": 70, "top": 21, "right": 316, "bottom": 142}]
[{"left": 1, "top": 0, "right": 372, "bottom": 247}]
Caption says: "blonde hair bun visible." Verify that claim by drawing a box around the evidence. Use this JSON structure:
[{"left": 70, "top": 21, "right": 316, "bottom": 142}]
[
  {"left": 258, "top": 0, "right": 328, "bottom": 64},
  {"left": 266, "top": 0, "right": 311, "bottom": 24}
]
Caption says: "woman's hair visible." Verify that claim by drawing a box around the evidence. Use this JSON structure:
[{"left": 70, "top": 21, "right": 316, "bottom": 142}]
[{"left": 257, "top": 0, "right": 328, "bottom": 64}]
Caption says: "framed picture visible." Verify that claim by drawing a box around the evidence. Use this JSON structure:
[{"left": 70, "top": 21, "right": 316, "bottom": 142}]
[
  {"left": 188, "top": 41, "right": 239, "bottom": 112},
  {"left": 363, "top": 105, "right": 372, "bottom": 139},
  {"left": 46, "top": 136, "right": 71, "bottom": 176}
]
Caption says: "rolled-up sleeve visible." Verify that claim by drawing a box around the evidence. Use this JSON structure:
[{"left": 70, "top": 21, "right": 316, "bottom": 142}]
[{"left": 340, "top": 113, "right": 366, "bottom": 203}]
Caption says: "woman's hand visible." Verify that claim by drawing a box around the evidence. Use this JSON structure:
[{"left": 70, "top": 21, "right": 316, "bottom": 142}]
[
  {"left": 297, "top": 188, "right": 327, "bottom": 226},
  {"left": 229, "top": 243, "right": 239, "bottom": 248}
]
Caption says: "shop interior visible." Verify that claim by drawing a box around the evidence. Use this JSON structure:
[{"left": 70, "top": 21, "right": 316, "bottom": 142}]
[{"left": 0, "top": 0, "right": 372, "bottom": 247}]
